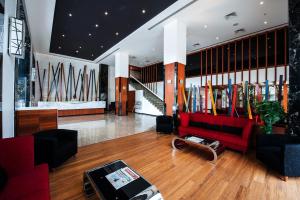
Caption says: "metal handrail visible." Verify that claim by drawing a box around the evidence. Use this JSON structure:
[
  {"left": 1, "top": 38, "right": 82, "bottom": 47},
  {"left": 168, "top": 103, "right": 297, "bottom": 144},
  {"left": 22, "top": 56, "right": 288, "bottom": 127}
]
[{"left": 129, "top": 75, "right": 163, "bottom": 101}]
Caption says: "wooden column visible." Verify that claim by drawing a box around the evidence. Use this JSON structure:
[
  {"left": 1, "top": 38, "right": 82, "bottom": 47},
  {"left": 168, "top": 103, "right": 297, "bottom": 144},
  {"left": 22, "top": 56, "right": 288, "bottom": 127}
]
[
  {"left": 164, "top": 62, "right": 185, "bottom": 116},
  {"left": 115, "top": 77, "right": 128, "bottom": 116}
]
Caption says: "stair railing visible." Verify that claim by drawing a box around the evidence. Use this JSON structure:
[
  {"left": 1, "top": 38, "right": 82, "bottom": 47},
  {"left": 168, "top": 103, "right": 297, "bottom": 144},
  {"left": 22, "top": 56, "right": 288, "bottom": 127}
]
[{"left": 130, "top": 75, "right": 163, "bottom": 101}]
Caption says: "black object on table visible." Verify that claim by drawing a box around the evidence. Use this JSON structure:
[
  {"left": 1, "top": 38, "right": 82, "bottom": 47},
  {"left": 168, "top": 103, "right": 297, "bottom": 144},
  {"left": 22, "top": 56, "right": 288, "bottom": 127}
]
[
  {"left": 156, "top": 115, "right": 173, "bottom": 134},
  {"left": 256, "top": 134, "right": 300, "bottom": 179},
  {"left": 34, "top": 129, "right": 78, "bottom": 169},
  {"left": 83, "top": 160, "right": 162, "bottom": 200}
]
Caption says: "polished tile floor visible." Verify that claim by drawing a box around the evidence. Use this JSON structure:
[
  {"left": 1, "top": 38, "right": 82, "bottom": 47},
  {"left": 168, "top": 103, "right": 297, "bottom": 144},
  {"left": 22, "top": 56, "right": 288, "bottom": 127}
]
[{"left": 58, "top": 113, "right": 156, "bottom": 147}]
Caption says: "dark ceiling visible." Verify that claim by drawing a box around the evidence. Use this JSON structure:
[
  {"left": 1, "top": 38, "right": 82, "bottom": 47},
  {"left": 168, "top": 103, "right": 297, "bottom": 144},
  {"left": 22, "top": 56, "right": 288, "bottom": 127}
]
[{"left": 50, "top": 0, "right": 177, "bottom": 61}]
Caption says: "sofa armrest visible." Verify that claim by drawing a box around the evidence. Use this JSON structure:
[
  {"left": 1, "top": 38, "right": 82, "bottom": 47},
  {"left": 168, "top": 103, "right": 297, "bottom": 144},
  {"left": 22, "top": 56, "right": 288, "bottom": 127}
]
[
  {"left": 0, "top": 136, "right": 34, "bottom": 177},
  {"left": 283, "top": 144, "right": 300, "bottom": 176},
  {"left": 242, "top": 121, "right": 254, "bottom": 141}
]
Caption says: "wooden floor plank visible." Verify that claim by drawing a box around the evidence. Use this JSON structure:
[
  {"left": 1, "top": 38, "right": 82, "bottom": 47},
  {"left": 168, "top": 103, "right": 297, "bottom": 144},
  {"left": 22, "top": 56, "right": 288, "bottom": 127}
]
[{"left": 50, "top": 131, "right": 300, "bottom": 200}]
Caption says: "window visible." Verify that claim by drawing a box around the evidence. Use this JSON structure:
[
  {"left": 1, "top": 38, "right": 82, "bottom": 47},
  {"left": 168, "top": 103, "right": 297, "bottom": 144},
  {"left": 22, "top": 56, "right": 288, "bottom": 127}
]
[
  {"left": 258, "top": 34, "right": 266, "bottom": 67},
  {"left": 236, "top": 41, "right": 242, "bottom": 70},
  {"left": 277, "top": 29, "right": 285, "bottom": 65},
  {"left": 201, "top": 51, "right": 206, "bottom": 75},
  {"left": 243, "top": 39, "right": 249, "bottom": 69},
  {"left": 186, "top": 53, "right": 200, "bottom": 77},
  {"left": 251, "top": 37, "right": 257, "bottom": 69},
  {"left": 267, "top": 31, "right": 275, "bottom": 66},
  {"left": 212, "top": 48, "right": 216, "bottom": 74}
]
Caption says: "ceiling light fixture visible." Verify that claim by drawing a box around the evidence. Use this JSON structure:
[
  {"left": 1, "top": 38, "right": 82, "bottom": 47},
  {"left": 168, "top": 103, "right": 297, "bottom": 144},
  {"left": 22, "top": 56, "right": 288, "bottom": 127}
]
[
  {"left": 142, "top": 9, "right": 146, "bottom": 14},
  {"left": 91, "top": 54, "right": 94, "bottom": 57},
  {"left": 204, "top": 25, "right": 208, "bottom": 29},
  {"left": 260, "top": 1, "right": 264, "bottom": 5},
  {"left": 95, "top": 24, "right": 99, "bottom": 28},
  {"left": 89, "top": 33, "right": 92, "bottom": 36},
  {"left": 101, "top": 45, "right": 104, "bottom": 48},
  {"left": 58, "top": 46, "right": 62, "bottom": 49},
  {"left": 68, "top": 13, "right": 72, "bottom": 17},
  {"left": 264, "top": 21, "right": 268, "bottom": 24},
  {"left": 62, "top": 34, "right": 65, "bottom": 37},
  {"left": 76, "top": 50, "right": 79, "bottom": 53},
  {"left": 104, "top": 11, "right": 108, "bottom": 15},
  {"left": 216, "top": 36, "right": 219, "bottom": 40},
  {"left": 115, "top": 32, "right": 119, "bottom": 36},
  {"left": 79, "top": 46, "right": 82, "bottom": 49}
]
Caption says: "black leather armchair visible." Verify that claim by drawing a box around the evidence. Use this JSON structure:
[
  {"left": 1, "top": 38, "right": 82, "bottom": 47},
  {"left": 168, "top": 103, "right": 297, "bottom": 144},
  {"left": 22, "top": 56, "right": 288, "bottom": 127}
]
[
  {"left": 34, "top": 129, "right": 78, "bottom": 169},
  {"left": 156, "top": 115, "right": 173, "bottom": 134},
  {"left": 256, "top": 134, "right": 300, "bottom": 180}
]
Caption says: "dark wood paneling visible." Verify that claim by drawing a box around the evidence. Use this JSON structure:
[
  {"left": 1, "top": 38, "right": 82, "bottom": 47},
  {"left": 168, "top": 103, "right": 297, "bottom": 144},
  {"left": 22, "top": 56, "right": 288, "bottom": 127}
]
[
  {"left": 164, "top": 63, "right": 175, "bottom": 116},
  {"left": 127, "top": 91, "right": 135, "bottom": 112},
  {"left": 16, "top": 109, "right": 58, "bottom": 136},
  {"left": 58, "top": 108, "right": 104, "bottom": 117},
  {"left": 115, "top": 77, "right": 128, "bottom": 116},
  {"left": 178, "top": 63, "right": 185, "bottom": 112}
]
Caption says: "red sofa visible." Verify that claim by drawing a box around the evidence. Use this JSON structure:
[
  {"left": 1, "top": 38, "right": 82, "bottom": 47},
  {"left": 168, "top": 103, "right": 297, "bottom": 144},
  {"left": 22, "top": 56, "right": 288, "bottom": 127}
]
[
  {"left": 0, "top": 136, "right": 50, "bottom": 200},
  {"left": 178, "top": 113, "right": 254, "bottom": 153}
]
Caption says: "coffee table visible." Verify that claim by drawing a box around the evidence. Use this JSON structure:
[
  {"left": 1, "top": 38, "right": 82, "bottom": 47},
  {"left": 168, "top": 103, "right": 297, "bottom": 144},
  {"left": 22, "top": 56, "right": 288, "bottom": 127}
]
[
  {"left": 83, "top": 160, "right": 163, "bottom": 200},
  {"left": 172, "top": 136, "right": 225, "bottom": 164}
]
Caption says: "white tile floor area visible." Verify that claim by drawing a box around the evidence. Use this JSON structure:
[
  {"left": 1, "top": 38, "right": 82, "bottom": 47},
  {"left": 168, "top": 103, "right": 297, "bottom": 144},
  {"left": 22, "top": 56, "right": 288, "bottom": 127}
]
[{"left": 58, "top": 113, "right": 156, "bottom": 147}]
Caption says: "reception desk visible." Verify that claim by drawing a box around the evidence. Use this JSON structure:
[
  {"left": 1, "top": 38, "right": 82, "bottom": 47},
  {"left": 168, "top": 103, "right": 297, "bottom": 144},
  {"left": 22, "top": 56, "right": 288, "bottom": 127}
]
[
  {"left": 16, "top": 101, "right": 106, "bottom": 136},
  {"left": 15, "top": 107, "right": 58, "bottom": 136},
  {"left": 38, "top": 101, "right": 106, "bottom": 117}
]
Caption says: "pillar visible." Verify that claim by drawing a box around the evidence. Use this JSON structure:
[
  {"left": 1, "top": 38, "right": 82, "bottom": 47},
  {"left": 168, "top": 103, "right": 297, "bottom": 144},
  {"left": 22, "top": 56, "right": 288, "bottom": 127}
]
[
  {"left": 288, "top": 0, "right": 300, "bottom": 135},
  {"left": 164, "top": 19, "right": 186, "bottom": 116},
  {"left": 115, "top": 52, "right": 129, "bottom": 116}
]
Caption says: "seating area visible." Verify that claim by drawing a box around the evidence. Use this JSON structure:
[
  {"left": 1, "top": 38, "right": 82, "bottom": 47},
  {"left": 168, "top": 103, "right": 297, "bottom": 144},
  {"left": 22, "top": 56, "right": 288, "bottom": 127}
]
[
  {"left": 1, "top": 0, "right": 300, "bottom": 199},
  {"left": 178, "top": 113, "right": 254, "bottom": 153}
]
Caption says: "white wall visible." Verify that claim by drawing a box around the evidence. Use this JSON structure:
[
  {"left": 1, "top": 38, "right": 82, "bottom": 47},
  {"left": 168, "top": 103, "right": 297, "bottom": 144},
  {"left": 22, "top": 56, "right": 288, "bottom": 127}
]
[
  {"left": 34, "top": 53, "right": 100, "bottom": 102},
  {"left": 134, "top": 90, "right": 163, "bottom": 116},
  {"left": 2, "top": 0, "right": 17, "bottom": 138},
  {"left": 108, "top": 66, "right": 115, "bottom": 105}
]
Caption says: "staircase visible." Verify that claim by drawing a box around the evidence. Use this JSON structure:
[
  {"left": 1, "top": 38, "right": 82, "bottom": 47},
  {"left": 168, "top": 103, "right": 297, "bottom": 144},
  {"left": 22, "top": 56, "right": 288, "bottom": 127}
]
[{"left": 129, "top": 76, "right": 164, "bottom": 113}]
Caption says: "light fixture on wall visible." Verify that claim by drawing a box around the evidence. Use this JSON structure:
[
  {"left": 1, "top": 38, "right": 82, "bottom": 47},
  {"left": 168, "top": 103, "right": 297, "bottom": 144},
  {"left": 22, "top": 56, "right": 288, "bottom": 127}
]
[{"left": 8, "top": 17, "right": 25, "bottom": 58}]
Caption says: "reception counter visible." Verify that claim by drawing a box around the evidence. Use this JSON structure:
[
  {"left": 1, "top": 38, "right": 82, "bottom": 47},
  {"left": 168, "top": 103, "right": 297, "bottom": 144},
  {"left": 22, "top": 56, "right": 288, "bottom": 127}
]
[
  {"left": 15, "top": 101, "right": 106, "bottom": 136},
  {"left": 38, "top": 101, "right": 106, "bottom": 116},
  {"left": 15, "top": 107, "right": 58, "bottom": 136}
]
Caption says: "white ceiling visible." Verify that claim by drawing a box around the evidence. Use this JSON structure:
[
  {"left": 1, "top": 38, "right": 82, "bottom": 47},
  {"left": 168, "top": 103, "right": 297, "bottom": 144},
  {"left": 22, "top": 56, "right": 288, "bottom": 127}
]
[{"left": 25, "top": 0, "right": 288, "bottom": 67}]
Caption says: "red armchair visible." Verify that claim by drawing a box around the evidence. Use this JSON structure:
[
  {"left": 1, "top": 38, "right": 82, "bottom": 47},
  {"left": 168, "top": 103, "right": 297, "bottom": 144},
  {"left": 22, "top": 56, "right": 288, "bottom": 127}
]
[{"left": 0, "top": 136, "right": 50, "bottom": 200}]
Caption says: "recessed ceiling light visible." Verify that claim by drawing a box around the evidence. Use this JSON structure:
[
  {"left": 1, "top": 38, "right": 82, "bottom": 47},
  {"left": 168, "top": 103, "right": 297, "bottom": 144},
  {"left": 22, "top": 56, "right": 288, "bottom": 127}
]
[
  {"left": 260, "top": 1, "right": 264, "bottom": 5},
  {"left": 68, "top": 13, "right": 72, "bottom": 17},
  {"left": 62, "top": 34, "right": 65, "bottom": 37},
  {"left": 115, "top": 32, "right": 119, "bottom": 36},
  {"left": 216, "top": 36, "right": 219, "bottom": 40},
  {"left": 91, "top": 54, "right": 94, "bottom": 57},
  {"left": 104, "top": 11, "right": 108, "bottom": 15},
  {"left": 100, "top": 45, "right": 104, "bottom": 48},
  {"left": 58, "top": 46, "right": 62, "bottom": 49},
  {"left": 204, "top": 25, "right": 208, "bottom": 29},
  {"left": 79, "top": 46, "right": 82, "bottom": 49},
  {"left": 76, "top": 50, "right": 79, "bottom": 53},
  {"left": 142, "top": 9, "right": 146, "bottom": 14},
  {"left": 95, "top": 24, "right": 99, "bottom": 28},
  {"left": 88, "top": 33, "right": 92, "bottom": 36},
  {"left": 264, "top": 21, "right": 268, "bottom": 24}
]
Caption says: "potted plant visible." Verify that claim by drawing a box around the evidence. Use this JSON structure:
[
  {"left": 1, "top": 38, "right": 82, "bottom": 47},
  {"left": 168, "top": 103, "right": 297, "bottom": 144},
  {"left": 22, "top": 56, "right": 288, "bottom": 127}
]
[{"left": 255, "top": 101, "right": 286, "bottom": 134}]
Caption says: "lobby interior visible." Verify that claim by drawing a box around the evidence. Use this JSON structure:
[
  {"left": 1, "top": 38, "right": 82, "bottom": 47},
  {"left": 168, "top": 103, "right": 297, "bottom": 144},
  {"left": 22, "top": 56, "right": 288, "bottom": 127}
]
[{"left": 1, "top": 0, "right": 300, "bottom": 199}]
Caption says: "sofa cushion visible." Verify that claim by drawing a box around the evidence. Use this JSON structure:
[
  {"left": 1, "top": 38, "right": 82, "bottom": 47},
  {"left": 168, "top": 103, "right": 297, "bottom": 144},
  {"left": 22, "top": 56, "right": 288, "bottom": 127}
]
[
  {"left": 0, "top": 166, "right": 7, "bottom": 191},
  {"left": 189, "top": 121, "right": 243, "bottom": 136},
  {"left": 0, "top": 164, "right": 50, "bottom": 200},
  {"left": 180, "top": 113, "right": 190, "bottom": 127}
]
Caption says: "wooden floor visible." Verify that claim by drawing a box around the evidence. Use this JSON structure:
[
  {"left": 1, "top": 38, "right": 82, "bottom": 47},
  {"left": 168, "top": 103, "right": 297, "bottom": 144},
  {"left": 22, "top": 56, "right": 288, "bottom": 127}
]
[{"left": 50, "top": 131, "right": 300, "bottom": 200}]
